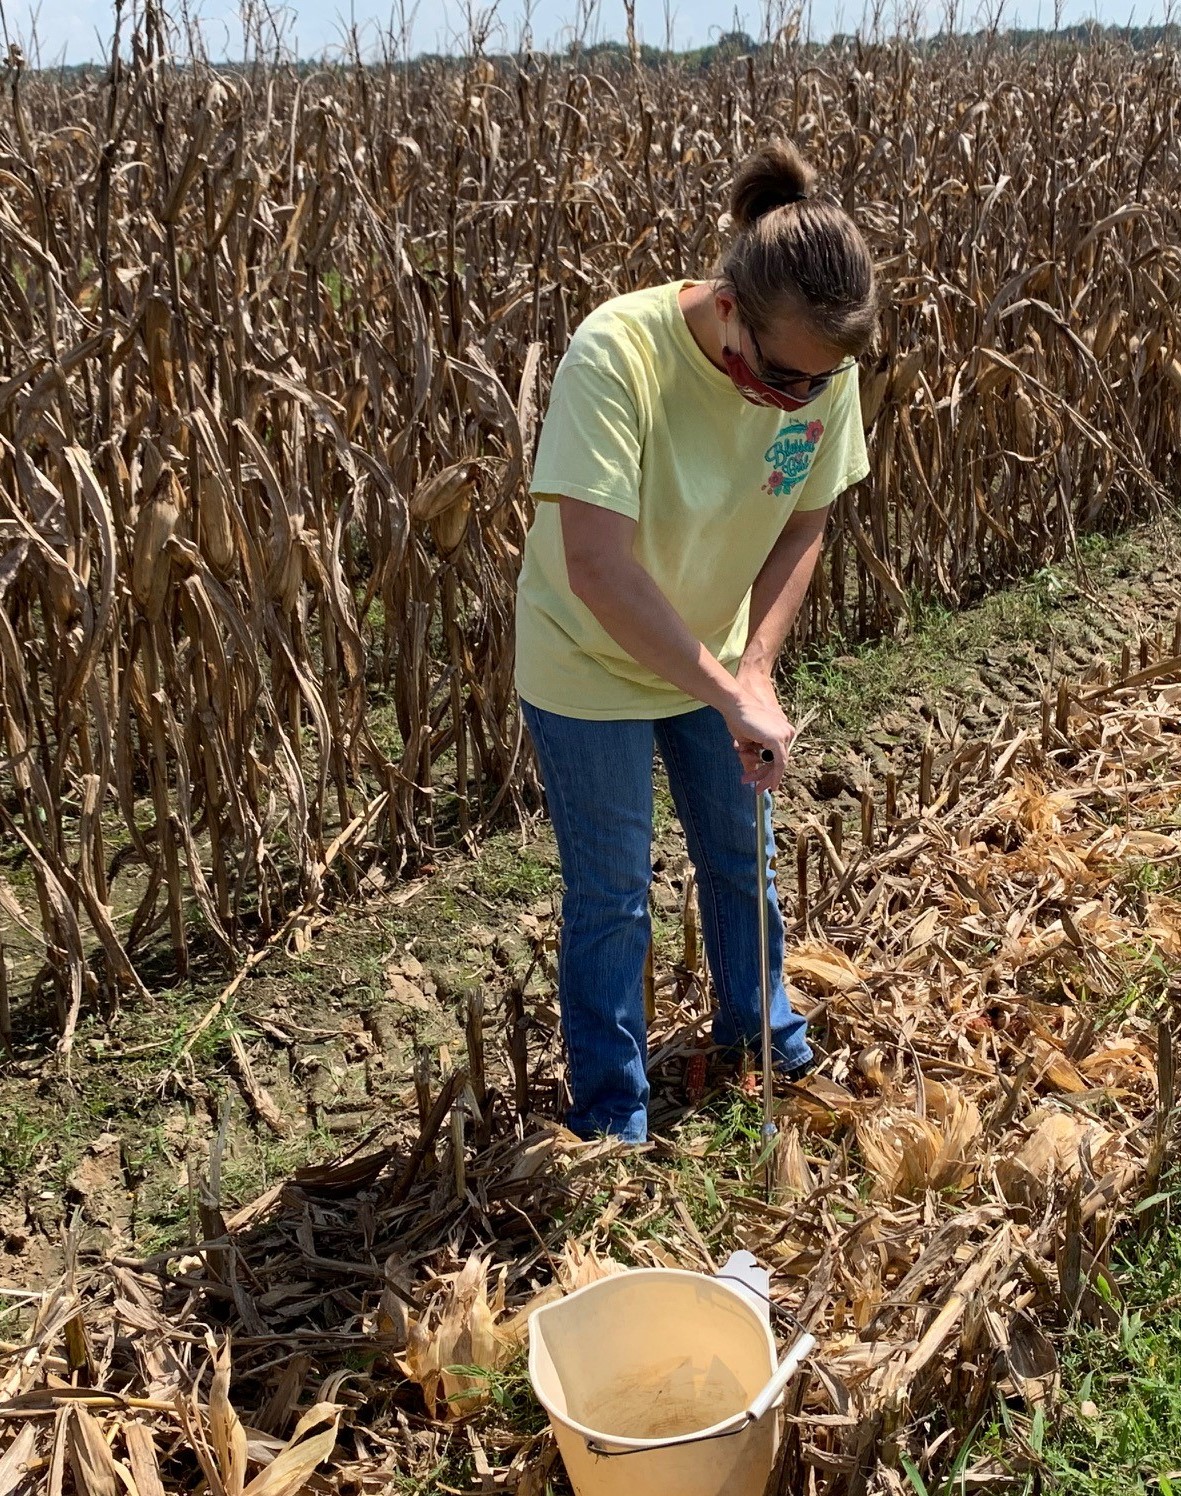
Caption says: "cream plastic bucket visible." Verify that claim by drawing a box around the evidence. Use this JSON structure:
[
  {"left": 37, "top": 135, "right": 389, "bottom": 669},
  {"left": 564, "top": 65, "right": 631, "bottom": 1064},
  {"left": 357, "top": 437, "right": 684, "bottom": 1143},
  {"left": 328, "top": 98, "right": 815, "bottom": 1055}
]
[{"left": 527, "top": 1268, "right": 814, "bottom": 1496}]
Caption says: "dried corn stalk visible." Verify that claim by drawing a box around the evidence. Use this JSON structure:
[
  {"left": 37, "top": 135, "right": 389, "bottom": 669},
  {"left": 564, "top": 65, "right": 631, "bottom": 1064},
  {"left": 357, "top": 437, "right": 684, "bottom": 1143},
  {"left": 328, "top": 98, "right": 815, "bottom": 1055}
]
[{"left": 1, "top": 21, "right": 1179, "bottom": 1032}]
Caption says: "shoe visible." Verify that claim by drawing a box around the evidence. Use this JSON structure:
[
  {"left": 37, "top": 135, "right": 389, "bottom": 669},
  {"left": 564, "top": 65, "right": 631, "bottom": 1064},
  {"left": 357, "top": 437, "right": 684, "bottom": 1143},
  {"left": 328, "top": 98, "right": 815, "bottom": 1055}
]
[{"left": 739, "top": 1056, "right": 816, "bottom": 1097}]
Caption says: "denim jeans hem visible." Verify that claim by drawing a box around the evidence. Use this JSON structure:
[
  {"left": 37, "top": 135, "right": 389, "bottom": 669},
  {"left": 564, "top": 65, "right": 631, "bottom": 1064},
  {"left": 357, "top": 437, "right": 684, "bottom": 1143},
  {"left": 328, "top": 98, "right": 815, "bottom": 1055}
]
[
  {"left": 568, "top": 1111, "right": 648, "bottom": 1145},
  {"left": 713, "top": 1038, "right": 815, "bottom": 1073}
]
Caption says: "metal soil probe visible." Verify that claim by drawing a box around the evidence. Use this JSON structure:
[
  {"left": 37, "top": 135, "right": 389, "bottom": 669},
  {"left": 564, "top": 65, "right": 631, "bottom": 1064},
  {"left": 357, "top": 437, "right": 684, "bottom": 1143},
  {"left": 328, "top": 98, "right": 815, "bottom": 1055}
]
[
  {"left": 754, "top": 717, "right": 812, "bottom": 1196},
  {"left": 755, "top": 781, "right": 777, "bottom": 1190}
]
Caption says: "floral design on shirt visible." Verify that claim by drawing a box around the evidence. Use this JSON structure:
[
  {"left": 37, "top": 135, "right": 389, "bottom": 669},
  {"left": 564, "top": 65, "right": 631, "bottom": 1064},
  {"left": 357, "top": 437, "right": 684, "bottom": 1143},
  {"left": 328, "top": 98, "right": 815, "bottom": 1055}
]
[{"left": 763, "top": 419, "right": 825, "bottom": 497}]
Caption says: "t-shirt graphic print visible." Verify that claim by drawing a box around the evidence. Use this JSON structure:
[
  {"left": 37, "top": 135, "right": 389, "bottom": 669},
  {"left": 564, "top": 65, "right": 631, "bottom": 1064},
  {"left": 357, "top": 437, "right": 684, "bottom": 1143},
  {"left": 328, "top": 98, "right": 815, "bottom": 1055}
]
[{"left": 764, "top": 419, "right": 826, "bottom": 498}]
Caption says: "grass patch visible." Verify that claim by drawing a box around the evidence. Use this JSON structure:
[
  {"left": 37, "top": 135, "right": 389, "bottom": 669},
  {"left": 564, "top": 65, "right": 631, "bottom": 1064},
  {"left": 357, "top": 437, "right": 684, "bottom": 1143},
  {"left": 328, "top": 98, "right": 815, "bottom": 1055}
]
[
  {"left": 785, "top": 528, "right": 1158, "bottom": 739},
  {"left": 469, "top": 838, "right": 556, "bottom": 904},
  {"left": 969, "top": 1183, "right": 1181, "bottom": 1492},
  {"left": 0, "top": 1109, "right": 54, "bottom": 1187},
  {"left": 363, "top": 697, "right": 403, "bottom": 762},
  {"left": 217, "top": 1123, "right": 337, "bottom": 1209},
  {"left": 653, "top": 777, "right": 677, "bottom": 841},
  {"left": 1041, "top": 1201, "right": 1181, "bottom": 1493}
]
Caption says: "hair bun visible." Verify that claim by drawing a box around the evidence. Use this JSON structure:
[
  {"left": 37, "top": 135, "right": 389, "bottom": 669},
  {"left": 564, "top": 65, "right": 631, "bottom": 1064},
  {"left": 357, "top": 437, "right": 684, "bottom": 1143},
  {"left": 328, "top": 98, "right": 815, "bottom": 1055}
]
[{"left": 730, "top": 141, "right": 817, "bottom": 229}]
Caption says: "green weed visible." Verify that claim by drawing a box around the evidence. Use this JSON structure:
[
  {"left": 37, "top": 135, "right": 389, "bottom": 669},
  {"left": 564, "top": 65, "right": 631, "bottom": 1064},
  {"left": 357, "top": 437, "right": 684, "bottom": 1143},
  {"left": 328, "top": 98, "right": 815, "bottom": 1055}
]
[
  {"left": 444, "top": 1352, "right": 548, "bottom": 1436},
  {"left": 653, "top": 778, "right": 676, "bottom": 840},
  {"left": 673, "top": 1087, "right": 781, "bottom": 1193},
  {"left": 385, "top": 1354, "right": 548, "bottom": 1494},
  {"left": 322, "top": 267, "right": 346, "bottom": 310},
  {"left": 901, "top": 1417, "right": 1008, "bottom": 1495},
  {"left": 364, "top": 699, "right": 404, "bottom": 761},
  {"left": 0, "top": 1109, "right": 52, "bottom": 1186},
  {"left": 390, "top": 1458, "right": 466, "bottom": 1495},
  {"left": 1123, "top": 858, "right": 1181, "bottom": 897},
  {"left": 470, "top": 840, "right": 556, "bottom": 904}
]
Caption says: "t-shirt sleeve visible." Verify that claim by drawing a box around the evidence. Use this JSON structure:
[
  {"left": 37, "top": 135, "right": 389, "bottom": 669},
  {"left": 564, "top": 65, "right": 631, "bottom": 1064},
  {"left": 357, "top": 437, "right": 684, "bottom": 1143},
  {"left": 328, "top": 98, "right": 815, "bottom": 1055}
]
[
  {"left": 793, "top": 366, "right": 870, "bottom": 512},
  {"left": 528, "top": 350, "right": 643, "bottom": 520}
]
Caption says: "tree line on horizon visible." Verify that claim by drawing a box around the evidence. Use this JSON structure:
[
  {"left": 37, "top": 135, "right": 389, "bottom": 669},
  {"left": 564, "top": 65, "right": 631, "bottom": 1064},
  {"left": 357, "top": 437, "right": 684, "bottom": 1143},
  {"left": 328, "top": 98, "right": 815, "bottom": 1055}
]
[{"left": 27, "top": 20, "right": 1181, "bottom": 77}]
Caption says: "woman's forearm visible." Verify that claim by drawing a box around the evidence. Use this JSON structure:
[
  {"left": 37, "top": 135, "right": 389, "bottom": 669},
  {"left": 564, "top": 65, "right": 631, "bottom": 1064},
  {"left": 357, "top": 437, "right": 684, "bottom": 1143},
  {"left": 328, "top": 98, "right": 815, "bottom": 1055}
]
[
  {"left": 741, "top": 506, "right": 829, "bottom": 674},
  {"left": 570, "top": 553, "right": 742, "bottom": 715}
]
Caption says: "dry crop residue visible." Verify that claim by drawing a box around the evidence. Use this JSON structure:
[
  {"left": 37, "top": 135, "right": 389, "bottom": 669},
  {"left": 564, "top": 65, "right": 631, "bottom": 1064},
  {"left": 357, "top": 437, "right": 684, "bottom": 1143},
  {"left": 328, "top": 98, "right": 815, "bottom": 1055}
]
[{"left": 1, "top": 647, "right": 1178, "bottom": 1490}]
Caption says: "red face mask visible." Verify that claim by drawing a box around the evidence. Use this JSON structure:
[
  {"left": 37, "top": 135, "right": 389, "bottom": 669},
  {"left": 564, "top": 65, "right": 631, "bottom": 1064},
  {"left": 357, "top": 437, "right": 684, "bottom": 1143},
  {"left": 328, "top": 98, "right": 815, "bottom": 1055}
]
[
  {"left": 721, "top": 344, "right": 812, "bottom": 412},
  {"left": 720, "top": 310, "right": 849, "bottom": 412}
]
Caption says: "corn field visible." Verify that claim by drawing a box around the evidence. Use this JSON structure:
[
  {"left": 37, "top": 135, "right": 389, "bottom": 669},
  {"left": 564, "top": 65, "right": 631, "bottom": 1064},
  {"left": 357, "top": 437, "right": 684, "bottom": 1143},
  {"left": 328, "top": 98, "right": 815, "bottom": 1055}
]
[{"left": 1, "top": 14, "right": 1180, "bottom": 1034}]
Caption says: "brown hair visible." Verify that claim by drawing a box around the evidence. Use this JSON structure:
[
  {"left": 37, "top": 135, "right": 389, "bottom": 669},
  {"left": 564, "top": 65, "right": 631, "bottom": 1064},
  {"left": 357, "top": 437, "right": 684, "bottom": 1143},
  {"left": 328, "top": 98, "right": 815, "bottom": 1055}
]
[{"left": 719, "top": 141, "right": 878, "bottom": 357}]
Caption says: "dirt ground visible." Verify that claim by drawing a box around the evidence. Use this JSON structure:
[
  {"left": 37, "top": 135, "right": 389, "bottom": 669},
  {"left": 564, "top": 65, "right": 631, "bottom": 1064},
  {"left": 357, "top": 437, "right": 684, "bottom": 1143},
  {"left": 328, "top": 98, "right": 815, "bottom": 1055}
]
[{"left": 2, "top": 518, "right": 1180, "bottom": 1287}]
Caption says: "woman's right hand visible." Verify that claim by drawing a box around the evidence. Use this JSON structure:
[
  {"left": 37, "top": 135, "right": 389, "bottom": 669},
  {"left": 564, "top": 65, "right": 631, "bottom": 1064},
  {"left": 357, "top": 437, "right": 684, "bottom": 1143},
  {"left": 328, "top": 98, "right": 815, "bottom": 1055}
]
[{"left": 722, "top": 682, "right": 796, "bottom": 791}]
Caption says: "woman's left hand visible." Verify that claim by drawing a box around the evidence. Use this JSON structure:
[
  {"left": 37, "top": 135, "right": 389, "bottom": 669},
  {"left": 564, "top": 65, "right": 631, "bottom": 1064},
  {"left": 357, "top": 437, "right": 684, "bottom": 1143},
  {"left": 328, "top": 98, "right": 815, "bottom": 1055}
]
[{"left": 732, "top": 663, "right": 794, "bottom": 791}]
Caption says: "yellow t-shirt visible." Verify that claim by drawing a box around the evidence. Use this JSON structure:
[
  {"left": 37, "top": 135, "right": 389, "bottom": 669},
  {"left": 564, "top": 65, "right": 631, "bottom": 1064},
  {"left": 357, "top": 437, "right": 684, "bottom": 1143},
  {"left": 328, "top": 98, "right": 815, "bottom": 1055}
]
[{"left": 515, "top": 279, "right": 868, "bottom": 720}]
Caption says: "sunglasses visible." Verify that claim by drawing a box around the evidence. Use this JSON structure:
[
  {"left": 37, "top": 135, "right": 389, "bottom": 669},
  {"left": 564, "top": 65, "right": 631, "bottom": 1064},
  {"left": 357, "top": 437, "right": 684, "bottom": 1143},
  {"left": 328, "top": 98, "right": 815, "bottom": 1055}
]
[{"left": 746, "top": 324, "right": 855, "bottom": 400}]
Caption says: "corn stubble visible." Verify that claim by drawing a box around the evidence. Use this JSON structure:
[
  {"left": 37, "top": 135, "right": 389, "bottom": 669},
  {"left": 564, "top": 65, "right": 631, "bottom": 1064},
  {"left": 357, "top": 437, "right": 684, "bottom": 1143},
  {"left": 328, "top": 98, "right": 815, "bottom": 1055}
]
[
  {"left": 1, "top": 657, "right": 1177, "bottom": 1490},
  {"left": 0, "top": 19, "right": 1179, "bottom": 1026}
]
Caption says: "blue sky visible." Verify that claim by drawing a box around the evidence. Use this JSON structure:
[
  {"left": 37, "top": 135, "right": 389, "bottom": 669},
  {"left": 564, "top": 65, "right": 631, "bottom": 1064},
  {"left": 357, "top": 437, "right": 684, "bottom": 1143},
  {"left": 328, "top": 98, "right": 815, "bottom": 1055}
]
[{"left": 25, "top": 0, "right": 1157, "bottom": 67}]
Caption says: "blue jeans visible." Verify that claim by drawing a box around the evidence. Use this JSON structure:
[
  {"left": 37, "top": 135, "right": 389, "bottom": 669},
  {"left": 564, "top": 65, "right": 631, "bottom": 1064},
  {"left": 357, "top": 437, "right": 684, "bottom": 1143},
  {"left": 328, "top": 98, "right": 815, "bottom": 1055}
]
[{"left": 521, "top": 700, "right": 812, "bottom": 1143}]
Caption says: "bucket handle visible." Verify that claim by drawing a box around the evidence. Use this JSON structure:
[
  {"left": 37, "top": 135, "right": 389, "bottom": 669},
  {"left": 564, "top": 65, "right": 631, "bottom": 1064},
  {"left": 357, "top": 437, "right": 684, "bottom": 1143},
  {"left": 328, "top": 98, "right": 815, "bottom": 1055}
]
[
  {"left": 583, "top": 1332, "right": 816, "bottom": 1459},
  {"left": 585, "top": 1412, "right": 753, "bottom": 1458}
]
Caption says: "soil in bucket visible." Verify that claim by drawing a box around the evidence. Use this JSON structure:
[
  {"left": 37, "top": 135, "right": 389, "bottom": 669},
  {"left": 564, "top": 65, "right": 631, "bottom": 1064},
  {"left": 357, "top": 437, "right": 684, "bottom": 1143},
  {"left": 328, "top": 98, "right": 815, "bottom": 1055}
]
[{"left": 572, "top": 1348, "right": 753, "bottom": 1440}]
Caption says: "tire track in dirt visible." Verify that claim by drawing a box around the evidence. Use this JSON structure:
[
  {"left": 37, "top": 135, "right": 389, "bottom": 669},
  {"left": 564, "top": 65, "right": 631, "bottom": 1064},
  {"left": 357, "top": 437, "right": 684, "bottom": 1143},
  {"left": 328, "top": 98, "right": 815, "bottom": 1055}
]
[{"left": 774, "top": 528, "right": 1181, "bottom": 839}]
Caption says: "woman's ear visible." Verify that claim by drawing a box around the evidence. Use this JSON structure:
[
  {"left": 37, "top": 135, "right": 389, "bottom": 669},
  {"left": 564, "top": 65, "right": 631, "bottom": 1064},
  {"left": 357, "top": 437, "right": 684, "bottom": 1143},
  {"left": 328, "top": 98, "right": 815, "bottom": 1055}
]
[{"left": 713, "top": 286, "right": 737, "bottom": 324}]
